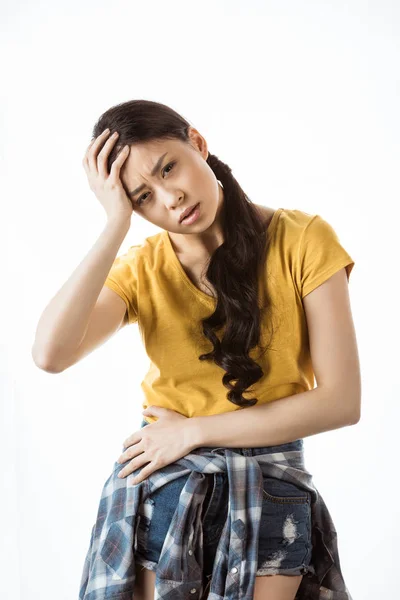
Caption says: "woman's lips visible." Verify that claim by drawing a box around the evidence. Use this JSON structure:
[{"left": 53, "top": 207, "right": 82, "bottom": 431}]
[
  {"left": 179, "top": 203, "right": 198, "bottom": 222},
  {"left": 180, "top": 203, "right": 201, "bottom": 225}
]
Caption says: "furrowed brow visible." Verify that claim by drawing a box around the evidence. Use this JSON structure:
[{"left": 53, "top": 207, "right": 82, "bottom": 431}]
[{"left": 128, "top": 152, "right": 168, "bottom": 198}]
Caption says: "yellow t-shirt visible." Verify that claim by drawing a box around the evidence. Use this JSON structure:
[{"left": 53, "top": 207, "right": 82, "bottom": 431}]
[{"left": 104, "top": 208, "right": 355, "bottom": 424}]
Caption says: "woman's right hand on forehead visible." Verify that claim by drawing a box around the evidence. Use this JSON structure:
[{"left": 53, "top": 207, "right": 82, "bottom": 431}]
[{"left": 82, "top": 128, "right": 133, "bottom": 222}]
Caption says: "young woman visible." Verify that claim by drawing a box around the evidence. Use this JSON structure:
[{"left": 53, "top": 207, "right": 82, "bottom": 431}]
[{"left": 32, "top": 100, "right": 359, "bottom": 600}]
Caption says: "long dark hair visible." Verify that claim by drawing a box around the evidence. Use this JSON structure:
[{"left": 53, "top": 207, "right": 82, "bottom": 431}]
[{"left": 93, "top": 99, "right": 274, "bottom": 408}]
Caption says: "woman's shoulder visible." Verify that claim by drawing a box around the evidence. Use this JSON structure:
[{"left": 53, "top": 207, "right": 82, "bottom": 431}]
[
  {"left": 255, "top": 205, "right": 316, "bottom": 238},
  {"left": 276, "top": 207, "right": 316, "bottom": 228}
]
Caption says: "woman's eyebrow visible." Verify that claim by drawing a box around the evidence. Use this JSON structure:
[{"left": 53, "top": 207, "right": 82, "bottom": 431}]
[{"left": 128, "top": 152, "right": 168, "bottom": 198}]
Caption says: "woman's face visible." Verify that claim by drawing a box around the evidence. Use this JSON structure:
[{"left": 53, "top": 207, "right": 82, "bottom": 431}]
[{"left": 119, "top": 127, "right": 224, "bottom": 238}]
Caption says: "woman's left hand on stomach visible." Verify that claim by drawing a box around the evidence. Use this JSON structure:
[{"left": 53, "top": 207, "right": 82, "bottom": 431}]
[{"left": 116, "top": 406, "right": 196, "bottom": 485}]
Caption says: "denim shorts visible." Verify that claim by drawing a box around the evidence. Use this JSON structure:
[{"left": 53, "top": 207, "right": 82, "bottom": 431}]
[{"left": 135, "top": 419, "right": 315, "bottom": 585}]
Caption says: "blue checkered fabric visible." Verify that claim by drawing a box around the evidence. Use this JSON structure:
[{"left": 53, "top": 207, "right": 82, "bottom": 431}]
[{"left": 79, "top": 444, "right": 353, "bottom": 599}]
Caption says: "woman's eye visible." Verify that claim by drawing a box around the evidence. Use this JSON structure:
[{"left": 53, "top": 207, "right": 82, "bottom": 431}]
[
  {"left": 162, "top": 162, "right": 175, "bottom": 176},
  {"left": 136, "top": 162, "right": 175, "bottom": 206},
  {"left": 136, "top": 193, "right": 149, "bottom": 206}
]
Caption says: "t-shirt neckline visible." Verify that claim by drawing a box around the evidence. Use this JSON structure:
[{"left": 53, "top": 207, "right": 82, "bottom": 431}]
[{"left": 162, "top": 207, "right": 283, "bottom": 305}]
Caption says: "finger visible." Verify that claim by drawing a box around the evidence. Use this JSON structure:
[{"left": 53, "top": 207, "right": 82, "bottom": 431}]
[
  {"left": 87, "top": 138, "right": 96, "bottom": 150},
  {"left": 119, "top": 438, "right": 145, "bottom": 467},
  {"left": 85, "top": 139, "right": 95, "bottom": 154},
  {"left": 82, "top": 139, "right": 96, "bottom": 170},
  {"left": 110, "top": 144, "right": 130, "bottom": 180},
  {"left": 122, "top": 434, "right": 137, "bottom": 449},
  {"left": 118, "top": 456, "right": 146, "bottom": 478},
  {"left": 117, "top": 444, "right": 138, "bottom": 463},
  {"left": 87, "top": 129, "right": 111, "bottom": 173},
  {"left": 131, "top": 464, "right": 153, "bottom": 485},
  {"left": 117, "top": 461, "right": 133, "bottom": 478},
  {"left": 122, "top": 426, "right": 145, "bottom": 450},
  {"left": 97, "top": 131, "right": 120, "bottom": 179},
  {"left": 117, "top": 453, "right": 128, "bottom": 464}
]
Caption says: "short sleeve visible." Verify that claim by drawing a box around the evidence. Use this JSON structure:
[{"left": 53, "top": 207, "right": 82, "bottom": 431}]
[
  {"left": 104, "top": 245, "right": 141, "bottom": 324},
  {"left": 298, "top": 214, "right": 355, "bottom": 298}
]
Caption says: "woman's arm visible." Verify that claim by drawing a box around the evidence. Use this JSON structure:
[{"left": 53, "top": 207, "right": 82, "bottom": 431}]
[
  {"left": 32, "top": 217, "right": 131, "bottom": 371},
  {"left": 188, "top": 268, "right": 361, "bottom": 448}
]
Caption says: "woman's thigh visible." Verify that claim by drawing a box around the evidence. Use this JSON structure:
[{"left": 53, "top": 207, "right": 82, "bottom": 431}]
[
  {"left": 133, "top": 564, "right": 157, "bottom": 600},
  {"left": 253, "top": 573, "right": 303, "bottom": 600}
]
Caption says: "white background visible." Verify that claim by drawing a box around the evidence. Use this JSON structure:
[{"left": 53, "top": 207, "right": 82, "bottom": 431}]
[{"left": 2, "top": 1, "right": 399, "bottom": 598}]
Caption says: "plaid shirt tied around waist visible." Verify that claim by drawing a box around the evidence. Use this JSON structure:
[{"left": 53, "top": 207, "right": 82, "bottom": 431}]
[{"left": 79, "top": 443, "right": 353, "bottom": 600}]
